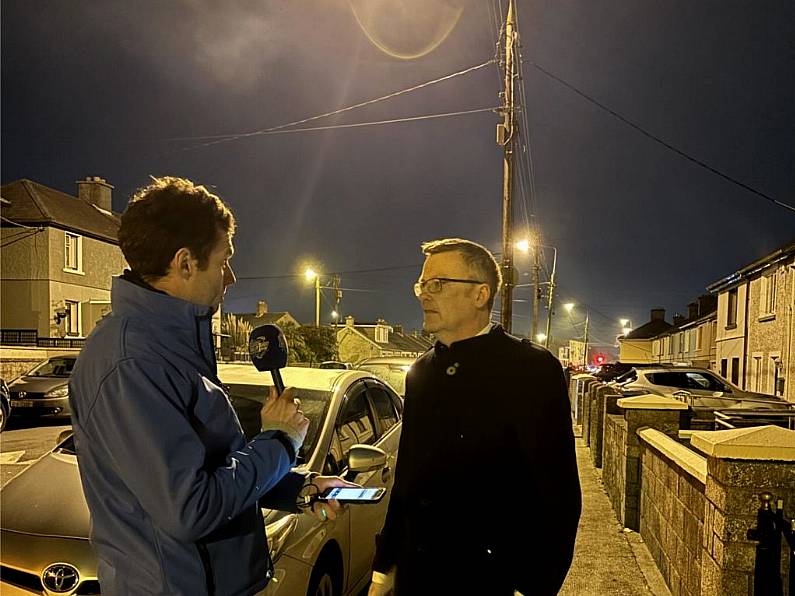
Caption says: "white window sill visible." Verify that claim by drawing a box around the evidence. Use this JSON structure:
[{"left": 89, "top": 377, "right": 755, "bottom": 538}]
[{"left": 63, "top": 268, "right": 85, "bottom": 276}]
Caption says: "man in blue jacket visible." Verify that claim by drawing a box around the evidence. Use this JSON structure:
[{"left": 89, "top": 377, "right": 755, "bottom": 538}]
[{"left": 70, "top": 177, "right": 353, "bottom": 595}]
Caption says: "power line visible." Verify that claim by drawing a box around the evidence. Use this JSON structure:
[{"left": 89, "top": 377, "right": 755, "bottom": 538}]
[
  {"left": 163, "top": 58, "right": 496, "bottom": 153},
  {"left": 0, "top": 228, "right": 44, "bottom": 248},
  {"left": 1, "top": 215, "right": 42, "bottom": 230},
  {"left": 527, "top": 60, "right": 795, "bottom": 214},
  {"left": 236, "top": 263, "right": 421, "bottom": 282}
]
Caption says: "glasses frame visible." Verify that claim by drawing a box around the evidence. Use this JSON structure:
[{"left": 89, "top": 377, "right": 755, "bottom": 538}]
[{"left": 413, "top": 277, "right": 486, "bottom": 297}]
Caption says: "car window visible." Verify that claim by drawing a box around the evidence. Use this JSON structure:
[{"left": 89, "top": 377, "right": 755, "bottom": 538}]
[
  {"left": 330, "top": 382, "right": 376, "bottom": 471},
  {"left": 367, "top": 384, "right": 399, "bottom": 434},
  {"left": 615, "top": 370, "right": 637, "bottom": 384},
  {"left": 357, "top": 364, "right": 409, "bottom": 396},
  {"left": 685, "top": 372, "right": 726, "bottom": 392},
  {"left": 226, "top": 384, "right": 331, "bottom": 462},
  {"left": 27, "top": 357, "right": 76, "bottom": 377},
  {"left": 647, "top": 372, "right": 689, "bottom": 389}
]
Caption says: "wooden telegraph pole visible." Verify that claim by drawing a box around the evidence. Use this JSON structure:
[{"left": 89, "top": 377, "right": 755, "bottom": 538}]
[{"left": 498, "top": 0, "right": 517, "bottom": 333}]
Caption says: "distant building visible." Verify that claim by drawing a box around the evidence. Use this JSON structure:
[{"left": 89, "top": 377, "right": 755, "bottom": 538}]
[
  {"left": 651, "top": 295, "right": 718, "bottom": 369},
  {"left": 336, "top": 316, "right": 433, "bottom": 364},
  {"left": 619, "top": 309, "right": 674, "bottom": 363},
  {"left": 1, "top": 177, "right": 127, "bottom": 342},
  {"left": 708, "top": 239, "right": 795, "bottom": 399},
  {"left": 235, "top": 300, "right": 300, "bottom": 330}
]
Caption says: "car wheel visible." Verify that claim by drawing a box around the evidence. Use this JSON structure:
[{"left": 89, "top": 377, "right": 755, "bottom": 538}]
[
  {"left": 0, "top": 406, "right": 7, "bottom": 432},
  {"left": 306, "top": 559, "right": 340, "bottom": 596}
]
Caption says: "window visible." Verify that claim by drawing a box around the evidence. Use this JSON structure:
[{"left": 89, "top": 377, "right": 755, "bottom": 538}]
[
  {"left": 64, "top": 232, "right": 82, "bottom": 272},
  {"left": 696, "top": 327, "right": 703, "bottom": 350},
  {"left": 65, "top": 300, "right": 80, "bottom": 336},
  {"left": 730, "top": 357, "right": 740, "bottom": 386},
  {"left": 720, "top": 359, "right": 728, "bottom": 378},
  {"left": 726, "top": 288, "right": 738, "bottom": 328},
  {"left": 759, "top": 274, "right": 776, "bottom": 317},
  {"left": 770, "top": 355, "right": 784, "bottom": 397},
  {"left": 329, "top": 383, "right": 376, "bottom": 473},
  {"left": 367, "top": 384, "right": 400, "bottom": 434}
]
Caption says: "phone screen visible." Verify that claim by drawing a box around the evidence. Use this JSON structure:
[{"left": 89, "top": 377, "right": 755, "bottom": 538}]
[{"left": 323, "top": 487, "right": 382, "bottom": 501}]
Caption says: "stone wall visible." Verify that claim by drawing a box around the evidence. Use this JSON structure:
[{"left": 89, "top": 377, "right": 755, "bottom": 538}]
[
  {"left": 639, "top": 429, "right": 707, "bottom": 596},
  {"left": 603, "top": 413, "right": 631, "bottom": 527}
]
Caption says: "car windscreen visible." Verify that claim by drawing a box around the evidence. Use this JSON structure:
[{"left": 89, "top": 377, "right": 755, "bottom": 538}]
[
  {"left": 357, "top": 364, "right": 408, "bottom": 396},
  {"left": 26, "top": 357, "right": 76, "bottom": 377},
  {"left": 647, "top": 371, "right": 727, "bottom": 392},
  {"left": 226, "top": 385, "right": 331, "bottom": 462}
]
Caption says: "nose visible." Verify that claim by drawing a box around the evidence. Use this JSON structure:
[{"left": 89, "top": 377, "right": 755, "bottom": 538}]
[{"left": 224, "top": 262, "right": 237, "bottom": 287}]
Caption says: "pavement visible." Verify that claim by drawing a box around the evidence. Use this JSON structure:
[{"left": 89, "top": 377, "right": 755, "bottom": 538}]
[{"left": 558, "top": 430, "right": 671, "bottom": 596}]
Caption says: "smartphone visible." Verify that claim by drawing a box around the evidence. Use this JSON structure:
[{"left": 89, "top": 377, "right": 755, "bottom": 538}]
[{"left": 318, "top": 486, "right": 386, "bottom": 504}]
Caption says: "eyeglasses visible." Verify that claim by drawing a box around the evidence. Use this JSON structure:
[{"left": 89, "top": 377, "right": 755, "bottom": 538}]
[{"left": 413, "top": 277, "right": 485, "bottom": 297}]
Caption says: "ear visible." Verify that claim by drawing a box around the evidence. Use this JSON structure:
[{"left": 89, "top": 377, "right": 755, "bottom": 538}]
[
  {"left": 171, "top": 247, "right": 197, "bottom": 280},
  {"left": 474, "top": 284, "right": 491, "bottom": 308}
]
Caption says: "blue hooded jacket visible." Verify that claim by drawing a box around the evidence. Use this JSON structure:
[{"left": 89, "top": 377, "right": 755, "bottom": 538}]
[{"left": 69, "top": 276, "right": 304, "bottom": 596}]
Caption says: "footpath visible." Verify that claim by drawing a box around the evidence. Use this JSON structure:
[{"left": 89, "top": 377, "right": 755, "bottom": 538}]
[{"left": 558, "top": 432, "right": 672, "bottom": 596}]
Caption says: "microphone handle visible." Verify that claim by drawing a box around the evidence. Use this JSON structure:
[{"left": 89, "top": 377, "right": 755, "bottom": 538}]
[{"left": 270, "top": 368, "right": 285, "bottom": 395}]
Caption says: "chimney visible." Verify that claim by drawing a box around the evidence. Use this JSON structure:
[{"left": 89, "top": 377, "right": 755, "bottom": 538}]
[
  {"left": 650, "top": 308, "right": 666, "bottom": 322},
  {"left": 687, "top": 302, "right": 699, "bottom": 320},
  {"left": 256, "top": 300, "right": 268, "bottom": 317},
  {"left": 77, "top": 177, "right": 113, "bottom": 212},
  {"left": 345, "top": 315, "right": 354, "bottom": 327},
  {"left": 673, "top": 314, "right": 685, "bottom": 327},
  {"left": 394, "top": 324, "right": 403, "bottom": 335},
  {"left": 697, "top": 294, "right": 717, "bottom": 316}
]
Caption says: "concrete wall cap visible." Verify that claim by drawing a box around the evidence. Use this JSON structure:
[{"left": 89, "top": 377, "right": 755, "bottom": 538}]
[
  {"left": 690, "top": 425, "right": 795, "bottom": 461},
  {"left": 572, "top": 374, "right": 595, "bottom": 380},
  {"left": 638, "top": 428, "right": 707, "bottom": 483},
  {"left": 616, "top": 394, "right": 688, "bottom": 410}
]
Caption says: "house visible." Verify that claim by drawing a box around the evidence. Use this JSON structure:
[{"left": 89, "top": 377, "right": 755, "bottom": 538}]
[
  {"left": 336, "top": 316, "right": 433, "bottom": 364},
  {"left": 619, "top": 309, "right": 674, "bottom": 363},
  {"left": 235, "top": 300, "right": 301, "bottom": 330},
  {"left": 707, "top": 239, "right": 795, "bottom": 399},
  {"left": 1, "top": 177, "right": 127, "bottom": 342},
  {"left": 651, "top": 295, "right": 717, "bottom": 368}
]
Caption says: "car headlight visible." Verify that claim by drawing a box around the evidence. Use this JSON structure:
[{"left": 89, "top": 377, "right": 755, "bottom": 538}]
[
  {"left": 266, "top": 513, "right": 298, "bottom": 562},
  {"left": 45, "top": 385, "right": 69, "bottom": 398}
]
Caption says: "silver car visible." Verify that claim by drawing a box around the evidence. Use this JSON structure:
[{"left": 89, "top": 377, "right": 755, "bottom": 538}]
[
  {"left": 355, "top": 357, "right": 415, "bottom": 397},
  {"left": 0, "top": 366, "right": 403, "bottom": 596},
  {"left": 7, "top": 355, "right": 77, "bottom": 421},
  {"left": 615, "top": 366, "right": 791, "bottom": 420}
]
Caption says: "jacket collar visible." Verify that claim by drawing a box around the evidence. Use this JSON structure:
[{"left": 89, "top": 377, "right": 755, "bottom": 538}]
[
  {"left": 112, "top": 274, "right": 215, "bottom": 327},
  {"left": 434, "top": 323, "right": 505, "bottom": 354}
]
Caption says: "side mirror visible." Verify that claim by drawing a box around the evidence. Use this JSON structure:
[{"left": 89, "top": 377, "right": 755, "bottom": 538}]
[
  {"left": 347, "top": 444, "right": 387, "bottom": 475},
  {"left": 56, "top": 429, "right": 73, "bottom": 445}
]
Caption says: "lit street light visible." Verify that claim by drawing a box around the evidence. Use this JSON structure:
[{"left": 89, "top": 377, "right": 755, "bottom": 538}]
[{"left": 535, "top": 333, "right": 547, "bottom": 344}]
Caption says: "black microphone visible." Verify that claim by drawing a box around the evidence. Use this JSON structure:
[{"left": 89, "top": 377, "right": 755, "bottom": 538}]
[{"left": 248, "top": 324, "right": 289, "bottom": 395}]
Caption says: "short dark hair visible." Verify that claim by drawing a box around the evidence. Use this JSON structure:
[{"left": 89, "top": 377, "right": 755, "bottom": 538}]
[
  {"left": 118, "top": 177, "right": 235, "bottom": 278},
  {"left": 421, "top": 238, "right": 502, "bottom": 309}
]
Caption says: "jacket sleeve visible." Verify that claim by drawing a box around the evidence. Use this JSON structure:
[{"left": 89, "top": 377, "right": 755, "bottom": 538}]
[
  {"left": 371, "top": 367, "right": 417, "bottom": 573},
  {"left": 82, "top": 358, "right": 296, "bottom": 542},
  {"left": 258, "top": 471, "right": 306, "bottom": 512},
  {"left": 514, "top": 349, "right": 582, "bottom": 596}
]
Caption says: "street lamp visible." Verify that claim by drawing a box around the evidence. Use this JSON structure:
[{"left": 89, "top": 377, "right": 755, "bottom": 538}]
[
  {"left": 516, "top": 237, "right": 557, "bottom": 348},
  {"left": 304, "top": 268, "right": 321, "bottom": 326},
  {"left": 535, "top": 333, "right": 547, "bottom": 344},
  {"left": 619, "top": 318, "right": 633, "bottom": 337}
]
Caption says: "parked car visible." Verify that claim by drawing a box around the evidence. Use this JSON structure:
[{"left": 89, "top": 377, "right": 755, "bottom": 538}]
[
  {"left": 6, "top": 355, "right": 77, "bottom": 421},
  {"left": 615, "top": 366, "right": 792, "bottom": 422},
  {"left": 356, "top": 356, "right": 416, "bottom": 397},
  {"left": 0, "top": 365, "right": 402, "bottom": 596},
  {"left": 0, "top": 379, "right": 10, "bottom": 432},
  {"left": 318, "top": 361, "right": 354, "bottom": 370}
]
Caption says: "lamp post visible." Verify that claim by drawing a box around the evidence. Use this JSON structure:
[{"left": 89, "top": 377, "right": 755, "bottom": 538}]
[
  {"left": 516, "top": 239, "right": 557, "bottom": 347},
  {"left": 564, "top": 302, "right": 589, "bottom": 368},
  {"left": 304, "top": 268, "right": 321, "bottom": 326}
]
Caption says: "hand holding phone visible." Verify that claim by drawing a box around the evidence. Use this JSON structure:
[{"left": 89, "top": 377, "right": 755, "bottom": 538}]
[{"left": 318, "top": 486, "right": 386, "bottom": 504}]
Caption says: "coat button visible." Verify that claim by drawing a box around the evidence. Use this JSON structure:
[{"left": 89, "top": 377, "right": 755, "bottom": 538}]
[{"left": 446, "top": 362, "right": 460, "bottom": 376}]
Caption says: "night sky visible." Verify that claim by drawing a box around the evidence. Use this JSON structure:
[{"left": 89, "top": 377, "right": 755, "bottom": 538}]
[{"left": 3, "top": 0, "right": 794, "bottom": 351}]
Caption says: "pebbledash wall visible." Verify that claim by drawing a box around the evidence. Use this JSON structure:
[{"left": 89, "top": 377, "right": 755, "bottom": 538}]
[{"left": 598, "top": 391, "right": 795, "bottom": 596}]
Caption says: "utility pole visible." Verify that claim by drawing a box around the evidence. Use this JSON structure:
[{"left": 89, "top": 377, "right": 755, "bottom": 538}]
[
  {"left": 313, "top": 275, "right": 320, "bottom": 327},
  {"left": 531, "top": 247, "right": 541, "bottom": 339},
  {"left": 583, "top": 312, "right": 590, "bottom": 368},
  {"left": 544, "top": 247, "right": 557, "bottom": 348},
  {"left": 498, "top": 0, "right": 517, "bottom": 333}
]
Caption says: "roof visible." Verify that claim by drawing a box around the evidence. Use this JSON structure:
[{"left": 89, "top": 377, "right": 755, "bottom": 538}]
[
  {"left": 348, "top": 324, "right": 433, "bottom": 353},
  {"left": 707, "top": 238, "right": 795, "bottom": 293},
  {"left": 0, "top": 179, "right": 120, "bottom": 243},
  {"left": 623, "top": 319, "right": 674, "bottom": 340},
  {"left": 236, "top": 311, "right": 298, "bottom": 328}
]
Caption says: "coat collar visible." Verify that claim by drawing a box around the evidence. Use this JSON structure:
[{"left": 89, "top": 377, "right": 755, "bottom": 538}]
[{"left": 111, "top": 275, "right": 215, "bottom": 327}]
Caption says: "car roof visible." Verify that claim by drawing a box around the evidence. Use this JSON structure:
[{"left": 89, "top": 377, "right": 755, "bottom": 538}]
[
  {"left": 636, "top": 367, "right": 712, "bottom": 374},
  {"left": 357, "top": 357, "right": 416, "bottom": 366},
  {"left": 217, "top": 364, "right": 369, "bottom": 392}
]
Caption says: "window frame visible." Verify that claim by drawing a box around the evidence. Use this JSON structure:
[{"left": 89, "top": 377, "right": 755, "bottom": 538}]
[{"left": 64, "top": 232, "right": 83, "bottom": 274}]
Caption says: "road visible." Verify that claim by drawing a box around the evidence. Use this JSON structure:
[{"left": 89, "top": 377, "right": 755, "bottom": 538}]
[{"left": 0, "top": 419, "right": 71, "bottom": 488}]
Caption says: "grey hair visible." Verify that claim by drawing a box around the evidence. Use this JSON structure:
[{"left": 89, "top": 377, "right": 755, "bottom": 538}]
[{"left": 421, "top": 238, "right": 502, "bottom": 309}]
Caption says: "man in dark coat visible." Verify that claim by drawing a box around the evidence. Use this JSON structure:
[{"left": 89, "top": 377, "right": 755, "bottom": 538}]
[{"left": 369, "top": 238, "right": 581, "bottom": 596}]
